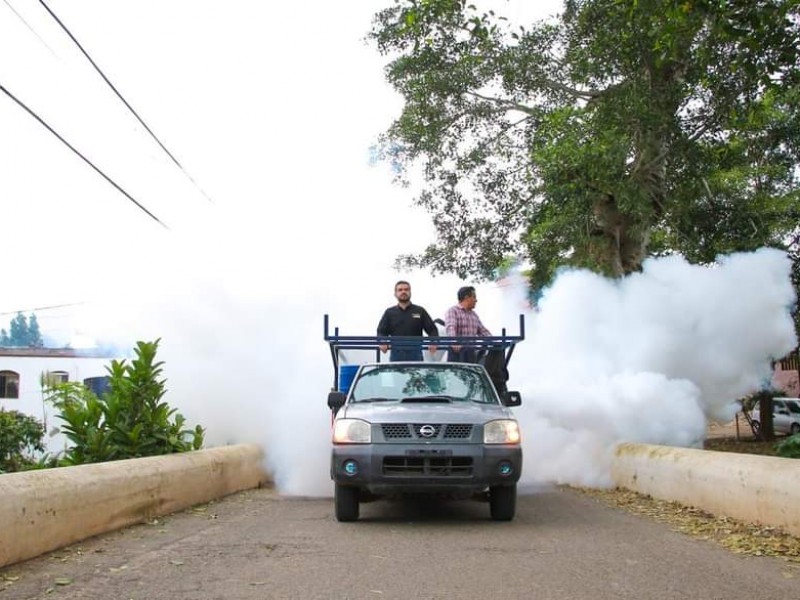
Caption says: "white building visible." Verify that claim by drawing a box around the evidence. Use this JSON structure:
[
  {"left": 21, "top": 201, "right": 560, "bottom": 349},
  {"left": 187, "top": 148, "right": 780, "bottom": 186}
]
[{"left": 0, "top": 347, "right": 121, "bottom": 454}]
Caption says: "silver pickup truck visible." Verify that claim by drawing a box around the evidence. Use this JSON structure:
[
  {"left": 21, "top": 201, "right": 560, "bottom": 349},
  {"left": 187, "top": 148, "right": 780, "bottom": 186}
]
[{"left": 324, "top": 315, "right": 525, "bottom": 522}]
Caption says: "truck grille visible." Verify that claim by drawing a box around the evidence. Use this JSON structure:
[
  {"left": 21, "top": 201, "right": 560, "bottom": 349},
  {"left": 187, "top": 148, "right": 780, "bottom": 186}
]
[
  {"left": 383, "top": 456, "right": 473, "bottom": 477},
  {"left": 380, "top": 424, "right": 474, "bottom": 440},
  {"left": 443, "top": 424, "right": 473, "bottom": 439},
  {"left": 382, "top": 424, "right": 413, "bottom": 439}
]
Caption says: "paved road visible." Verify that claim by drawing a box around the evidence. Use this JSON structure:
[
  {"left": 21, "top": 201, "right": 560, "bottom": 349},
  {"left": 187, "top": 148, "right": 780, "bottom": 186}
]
[{"left": 2, "top": 485, "right": 798, "bottom": 599}]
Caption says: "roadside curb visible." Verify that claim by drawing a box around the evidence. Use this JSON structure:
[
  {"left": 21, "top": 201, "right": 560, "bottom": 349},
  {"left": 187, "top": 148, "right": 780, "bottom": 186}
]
[
  {"left": 0, "top": 444, "right": 270, "bottom": 569},
  {"left": 5, "top": 442, "right": 798, "bottom": 569},
  {"left": 612, "top": 443, "right": 800, "bottom": 536}
]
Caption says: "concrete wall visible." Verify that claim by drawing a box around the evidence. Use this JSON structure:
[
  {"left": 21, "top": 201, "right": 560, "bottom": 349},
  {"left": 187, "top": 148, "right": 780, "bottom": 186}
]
[
  {"left": 612, "top": 443, "right": 800, "bottom": 537},
  {"left": 773, "top": 366, "right": 799, "bottom": 396},
  {"left": 4, "top": 441, "right": 797, "bottom": 569},
  {"left": 0, "top": 444, "right": 269, "bottom": 569}
]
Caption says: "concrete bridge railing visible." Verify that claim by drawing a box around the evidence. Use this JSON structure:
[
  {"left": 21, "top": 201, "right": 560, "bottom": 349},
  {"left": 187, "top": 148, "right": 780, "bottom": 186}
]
[
  {"left": 2, "top": 441, "right": 798, "bottom": 569},
  {"left": 0, "top": 444, "right": 269, "bottom": 569},
  {"left": 612, "top": 443, "right": 800, "bottom": 537}
]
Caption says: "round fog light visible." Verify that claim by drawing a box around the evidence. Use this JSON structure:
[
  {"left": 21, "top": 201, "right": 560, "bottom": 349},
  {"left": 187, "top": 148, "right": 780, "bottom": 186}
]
[
  {"left": 498, "top": 461, "right": 513, "bottom": 476},
  {"left": 343, "top": 460, "right": 358, "bottom": 476}
]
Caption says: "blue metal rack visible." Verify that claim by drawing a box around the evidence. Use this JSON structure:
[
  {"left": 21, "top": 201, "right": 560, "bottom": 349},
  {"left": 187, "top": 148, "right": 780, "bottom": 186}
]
[{"left": 323, "top": 314, "right": 525, "bottom": 391}]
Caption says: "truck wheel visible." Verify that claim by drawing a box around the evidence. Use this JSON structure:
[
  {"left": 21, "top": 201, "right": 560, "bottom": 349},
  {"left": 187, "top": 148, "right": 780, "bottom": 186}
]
[
  {"left": 489, "top": 484, "right": 516, "bottom": 521},
  {"left": 791, "top": 423, "right": 800, "bottom": 436},
  {"left": 335, "top": 484, "right": 360, "bottom": 522}
]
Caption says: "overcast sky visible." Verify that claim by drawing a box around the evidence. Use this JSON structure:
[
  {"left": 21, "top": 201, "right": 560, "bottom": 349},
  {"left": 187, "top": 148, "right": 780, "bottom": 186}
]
[{"left": 0, "top": 0, "right": 563, "bottom": 335}]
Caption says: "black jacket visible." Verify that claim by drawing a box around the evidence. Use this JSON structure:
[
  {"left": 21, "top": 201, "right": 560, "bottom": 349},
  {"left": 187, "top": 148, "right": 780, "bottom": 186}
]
[{"left": 377, "top": 303, "right": 439, "bottom": 338}]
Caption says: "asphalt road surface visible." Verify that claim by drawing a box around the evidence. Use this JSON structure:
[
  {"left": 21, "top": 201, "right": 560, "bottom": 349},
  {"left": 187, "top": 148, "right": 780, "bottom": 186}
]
[{"left": 2, "top": 485, "right": 798, "bottom": 600}]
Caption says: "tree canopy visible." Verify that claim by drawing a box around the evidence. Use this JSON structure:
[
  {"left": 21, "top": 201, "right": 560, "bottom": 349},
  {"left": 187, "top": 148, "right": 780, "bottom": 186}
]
[
  {"left": 0, "top": 313, "right": 44, "bottom": 347},
  {"left": 370, "top": 0, "right": 800, "bottom": 293}
]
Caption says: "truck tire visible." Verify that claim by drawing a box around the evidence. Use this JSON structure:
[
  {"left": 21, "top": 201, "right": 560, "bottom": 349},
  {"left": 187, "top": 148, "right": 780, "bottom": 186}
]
[
  {"left": 335, "top": 484, "right": 360, "bottom": 522},
  {"left": 489, "top": 484, "right": 516, "bottom": 521}
]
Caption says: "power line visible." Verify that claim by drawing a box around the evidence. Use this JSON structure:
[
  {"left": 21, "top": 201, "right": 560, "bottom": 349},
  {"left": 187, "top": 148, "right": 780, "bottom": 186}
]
[
  {"left": 2, "top": 0, "right": 57, "bottom": 56},
  {"left": 38, "top": 0, "right": 215, "bottom": 204},
  {"left": 0, "top": 82, "right": 169, "bottom": 229},
  {"left": 0, "top": 302, "right": 87, "bottom": 317}
]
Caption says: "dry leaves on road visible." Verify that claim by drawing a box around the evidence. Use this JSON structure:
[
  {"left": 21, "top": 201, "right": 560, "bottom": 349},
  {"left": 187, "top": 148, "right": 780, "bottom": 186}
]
[{"left": 574, "top": 486, "right": 800, "bottom": 564}]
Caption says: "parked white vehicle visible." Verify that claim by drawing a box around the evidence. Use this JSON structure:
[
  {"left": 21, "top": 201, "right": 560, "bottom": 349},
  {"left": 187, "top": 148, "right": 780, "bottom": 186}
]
[{"left": 751, "top": 398, "right": 800, "bottom": 436}]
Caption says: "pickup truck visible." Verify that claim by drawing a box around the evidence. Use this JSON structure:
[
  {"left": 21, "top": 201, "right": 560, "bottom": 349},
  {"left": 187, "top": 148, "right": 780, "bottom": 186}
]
[{"left": 323, "top": 315, "right": 525, "bottom": 522}]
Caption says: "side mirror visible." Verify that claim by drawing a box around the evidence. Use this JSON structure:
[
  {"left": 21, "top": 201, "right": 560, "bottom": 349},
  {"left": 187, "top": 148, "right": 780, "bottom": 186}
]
[
  {"left": 328, "top": 391, "right": 346, "bottom": 412},
  {"left": 501, "top": 390, "right": 522, "bottom": 407}
]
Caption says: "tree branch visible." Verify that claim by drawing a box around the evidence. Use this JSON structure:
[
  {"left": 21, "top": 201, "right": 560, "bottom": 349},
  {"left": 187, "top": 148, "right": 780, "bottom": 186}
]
[
  {"left": 464, "top": 91, "right": 539, "bottom": 115},
  {"left": 539, "top": 77, "right": 600, "bottom": 100},
  {"left": 476, "top": 115, "right": 536, "bottom": 151}
]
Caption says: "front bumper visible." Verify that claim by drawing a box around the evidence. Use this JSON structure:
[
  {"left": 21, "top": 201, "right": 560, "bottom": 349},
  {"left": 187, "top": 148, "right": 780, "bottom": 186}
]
[{"left": 331, "top": 443, "right": 522, "bottom": 495}]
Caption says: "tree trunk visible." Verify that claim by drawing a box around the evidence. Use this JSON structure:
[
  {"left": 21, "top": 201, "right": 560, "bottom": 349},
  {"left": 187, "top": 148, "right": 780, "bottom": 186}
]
[
  {"left": 758, "top": 397, "right": 776, "bottom": 441},
  {"left": 591, "top": 194, "right": 651, "bottom": 276}
]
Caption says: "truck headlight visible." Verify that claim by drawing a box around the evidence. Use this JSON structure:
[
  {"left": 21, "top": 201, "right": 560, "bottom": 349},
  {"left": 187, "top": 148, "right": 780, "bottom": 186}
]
[
  {"left": 484, "top": 420, "right": 521, "bottom": 444},
  {"left": 333, "top": 419, "right": 371, "bottom": 444}
]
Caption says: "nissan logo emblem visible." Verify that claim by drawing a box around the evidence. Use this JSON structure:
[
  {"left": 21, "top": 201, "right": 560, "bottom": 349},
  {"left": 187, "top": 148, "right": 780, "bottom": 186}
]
[{"left": 419, "top": 425, "right": 436, "bottom": 438}]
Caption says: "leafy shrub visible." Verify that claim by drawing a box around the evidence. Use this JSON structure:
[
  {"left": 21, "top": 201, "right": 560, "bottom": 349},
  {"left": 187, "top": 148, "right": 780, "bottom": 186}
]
[
  {"left": 0, "top": 409, "right": 46, "bottom": 473},
  {"left": 775, "top": 434, "right": 800, "bottom": 459},
  {"left": 46, "top": 339, "right": 204, "bottom": 465}
]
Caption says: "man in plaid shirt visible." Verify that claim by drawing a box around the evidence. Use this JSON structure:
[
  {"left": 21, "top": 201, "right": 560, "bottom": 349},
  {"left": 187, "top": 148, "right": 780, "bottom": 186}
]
[{"left": 444, "top": 286, "right": 492, "bottom": 363}]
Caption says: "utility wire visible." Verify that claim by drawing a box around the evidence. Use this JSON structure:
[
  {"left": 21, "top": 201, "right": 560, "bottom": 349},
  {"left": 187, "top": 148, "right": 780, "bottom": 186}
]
[
  {"left": 2, "top": 0, "right": 57, "bottom": 56},
  {"left": 0, "top": 302, "right": 86, "bottom": 317},
  {"left": 0, "top": 82, "right": 169, "bottom": 229},
  {"left": 39, "top": 0, "right": 214, "bottom": 204}
]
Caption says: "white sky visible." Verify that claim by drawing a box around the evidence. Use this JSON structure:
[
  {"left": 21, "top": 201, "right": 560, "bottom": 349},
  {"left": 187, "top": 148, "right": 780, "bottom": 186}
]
[
  {"left": 0, "top": 0, "right": 563, "bottom": 326},
  {"left": 2, "top": 1, "right": 796, "bottom": 496}
]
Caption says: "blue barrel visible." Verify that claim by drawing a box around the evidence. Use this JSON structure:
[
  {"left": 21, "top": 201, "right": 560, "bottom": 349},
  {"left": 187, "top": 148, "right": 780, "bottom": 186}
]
[{"left": 339, "top": 364, "right": 360, "bottom": 393}]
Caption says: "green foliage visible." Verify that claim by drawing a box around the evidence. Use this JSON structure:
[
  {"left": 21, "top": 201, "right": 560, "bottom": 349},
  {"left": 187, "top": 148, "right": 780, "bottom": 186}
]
[
  {"left": 1, "top": 312, "right": 44, "bottom": 347},
  {"left": 28, "top": 314, "right": 42, "bottom": 347},
  {"left": 0, "top": 409, "right": 46, "bottom": 473},
  {"left": 45, "top": 339, "right": 204, "bottom": 465},
  {"left": 775, "top": 434, "right": 800, "bottom": 459},
  {"left": 789, "top": 231, "right": 800, "bottom": 338},
  {"left": 370, "top": 0, "right": 800, "bottom": 292}
]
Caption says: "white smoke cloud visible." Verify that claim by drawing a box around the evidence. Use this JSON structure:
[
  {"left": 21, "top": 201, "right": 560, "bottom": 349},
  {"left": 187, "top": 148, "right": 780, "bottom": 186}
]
[
  {"left": 72, "top": 239, "right": 796, "bottom": 496},
  {"left": 508, "top": 248, "right": 797, "bottom": 488},
  {"left": 66, "top": 198, "right": 480, "bottom": 497}
]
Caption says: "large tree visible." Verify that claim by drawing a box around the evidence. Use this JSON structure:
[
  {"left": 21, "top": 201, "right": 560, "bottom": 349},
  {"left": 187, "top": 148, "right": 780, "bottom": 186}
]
[
  {"left": 370, "top": 0, "right": 800, "bottom": 292},
  {"left": 2, "top": 312, "right": 44, "bottom": 347}
]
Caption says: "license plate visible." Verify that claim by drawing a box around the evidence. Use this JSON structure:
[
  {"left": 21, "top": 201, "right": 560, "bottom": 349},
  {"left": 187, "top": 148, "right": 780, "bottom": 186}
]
[{"left": 405, "top": 449, "right": 452, "bottom": 457}]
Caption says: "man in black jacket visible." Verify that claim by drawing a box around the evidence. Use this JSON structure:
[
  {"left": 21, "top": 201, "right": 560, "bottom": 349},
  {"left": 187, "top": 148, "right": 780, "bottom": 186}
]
[{"left": 377, "top": 281, "right": 439, "bottom": 361}]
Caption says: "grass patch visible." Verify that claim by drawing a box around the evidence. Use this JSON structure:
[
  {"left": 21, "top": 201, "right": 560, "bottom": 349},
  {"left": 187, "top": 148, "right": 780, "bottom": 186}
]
[{"left": 703, "top": 436, "right": 780, "bottom": 457}]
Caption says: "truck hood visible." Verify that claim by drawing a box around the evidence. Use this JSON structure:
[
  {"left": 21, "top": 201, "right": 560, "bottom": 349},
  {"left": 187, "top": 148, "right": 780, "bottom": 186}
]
[{"left": 341, "top": 401, "right": 515, "bottom": 424}]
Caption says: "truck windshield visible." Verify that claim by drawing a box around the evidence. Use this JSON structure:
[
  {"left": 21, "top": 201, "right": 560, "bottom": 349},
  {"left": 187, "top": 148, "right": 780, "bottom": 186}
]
[{"left": 350, "top": 364, "right": 497, "bottom": 404}]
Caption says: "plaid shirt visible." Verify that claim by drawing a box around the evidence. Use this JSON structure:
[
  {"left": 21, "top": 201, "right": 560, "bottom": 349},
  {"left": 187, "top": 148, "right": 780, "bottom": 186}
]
[{"left": 444, "top": 304, "right": 491, "bottom": 337}]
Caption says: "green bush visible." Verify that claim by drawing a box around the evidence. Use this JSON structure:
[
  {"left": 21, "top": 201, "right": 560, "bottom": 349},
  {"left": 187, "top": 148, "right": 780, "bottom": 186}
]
[
  {"left": 46, "top": 339, "right": 204, "bottom": 465},
  {"left": 0, "top": 409, "right": 46, "bottom": 473},
  {"left": 775, "top": 434, "right": 800, "bottom": 459}
]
